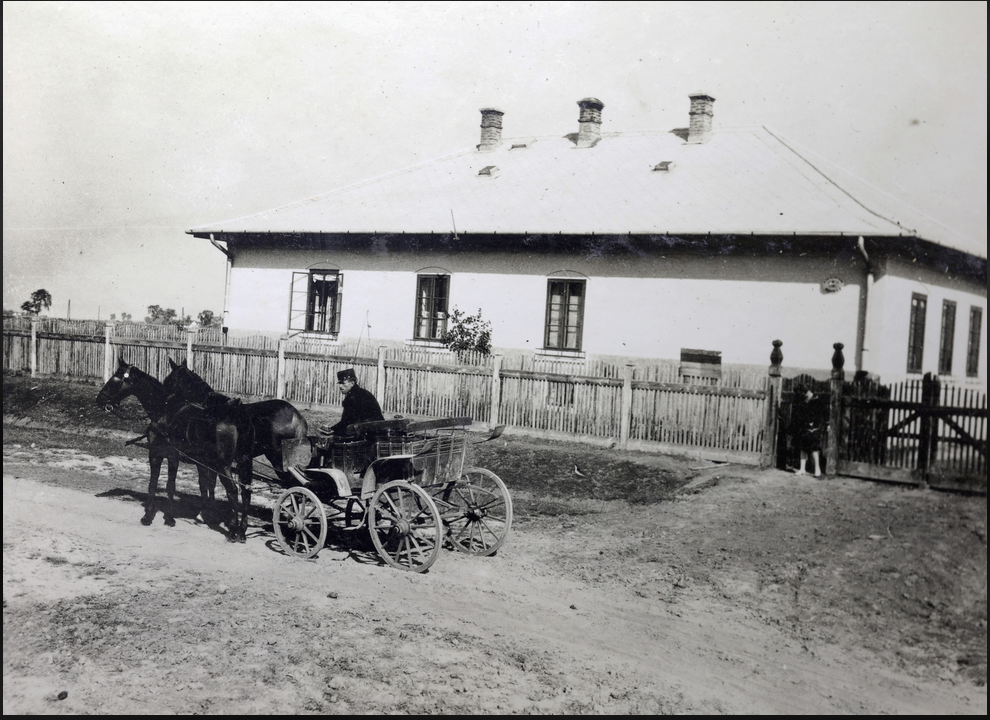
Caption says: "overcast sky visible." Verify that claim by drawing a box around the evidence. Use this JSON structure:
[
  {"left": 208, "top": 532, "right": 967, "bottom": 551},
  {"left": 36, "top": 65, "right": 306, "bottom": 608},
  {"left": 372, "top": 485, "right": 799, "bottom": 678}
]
[{"left": 3, "top": 1, "right": 986, "bottom": 322}]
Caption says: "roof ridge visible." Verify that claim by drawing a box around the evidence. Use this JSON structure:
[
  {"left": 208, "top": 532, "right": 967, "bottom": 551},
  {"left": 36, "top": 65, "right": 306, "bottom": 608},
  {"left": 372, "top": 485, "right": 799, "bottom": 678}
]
[
  {"left": 763, "top": 126, "right": 979, "bottom": 253},
  {"left": 761, "top": 126, "right": 913, "bottom": 234}
]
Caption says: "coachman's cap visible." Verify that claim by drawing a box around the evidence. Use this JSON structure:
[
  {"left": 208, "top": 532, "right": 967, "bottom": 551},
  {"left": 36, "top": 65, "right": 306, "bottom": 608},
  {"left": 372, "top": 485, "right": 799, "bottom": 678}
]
[{"left": 337, "top": 368, "right": 358, "bottom": 383}]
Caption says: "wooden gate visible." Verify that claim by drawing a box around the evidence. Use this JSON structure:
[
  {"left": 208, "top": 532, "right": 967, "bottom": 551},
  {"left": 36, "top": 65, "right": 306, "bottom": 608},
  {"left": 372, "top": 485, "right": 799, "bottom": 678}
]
[{"left": 837, "top": 373, "right": 986, "bottom": 491}]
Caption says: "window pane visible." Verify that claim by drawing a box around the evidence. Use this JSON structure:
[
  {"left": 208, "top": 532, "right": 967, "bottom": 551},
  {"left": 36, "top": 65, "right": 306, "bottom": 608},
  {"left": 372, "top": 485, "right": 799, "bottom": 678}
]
[
  {"left": 907, "top": 294, "right": 927, "bottom": 373},
  {"left": 306, "top": 272, "right": 338, "bottom": 334},
  {"left": 414, "top": 275, "right": 449, "bottom": 340},
  {"left": 545, "top": 280, "right": 585, "bottom": 351},
  {"left": 968, "top": 307, "right": 983, "bottom": 377},
  {"left": 939, "top": 300, "right": 956, "bottom": 375}
]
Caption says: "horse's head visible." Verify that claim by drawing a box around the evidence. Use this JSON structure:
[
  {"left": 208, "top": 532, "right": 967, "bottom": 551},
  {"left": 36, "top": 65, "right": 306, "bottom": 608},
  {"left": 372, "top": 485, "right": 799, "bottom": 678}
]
[
  {"left": 163, "top": 358, "right": 213, "bottom": 403},
  {"left": 96, "top": 357, "right": 139, "bottom": 411}
]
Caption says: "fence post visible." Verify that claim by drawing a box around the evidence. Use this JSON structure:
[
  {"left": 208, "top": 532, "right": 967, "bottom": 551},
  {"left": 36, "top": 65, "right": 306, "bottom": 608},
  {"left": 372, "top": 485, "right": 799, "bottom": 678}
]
[
  {"left": 917, "top": 372, "right": 939, "bottom": 489},
  {"left": 489, "top": 354, "right": 502, "bottom": 428},
  {"left": 620, "top": 363, "right": 634, "bottom": 449},
  {"left": 377, "top": 346, "right": 387, "bottom": 406},
  {"left": 186, "top": 327, "right": 196, "bottom": 370},
  {"left": 826, "top": 342, "right": 845, "bottom": 478},
  {"left": 761, "top": 340, "right": 784, "bottom": 468},
  {"left": 103, "top": 321, "right": 115, "bottom": 382},
  {"left": 30, "top": 319, "right": 38, "bottom": 377},
  {"left": 276, "top": 337, "right": 287, "bottom": 400}
]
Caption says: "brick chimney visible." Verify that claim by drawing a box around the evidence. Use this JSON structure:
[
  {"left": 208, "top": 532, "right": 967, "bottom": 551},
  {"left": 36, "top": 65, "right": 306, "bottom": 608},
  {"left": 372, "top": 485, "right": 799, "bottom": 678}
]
[
  {"left": 687, "top": 93, "right": 715, "bottom": 143},
  {"left": 477, "top": 108, "right": 504, "bottom": 152},
  {"left": 576, "top": 97, "right": 604, "bottom": 148}
]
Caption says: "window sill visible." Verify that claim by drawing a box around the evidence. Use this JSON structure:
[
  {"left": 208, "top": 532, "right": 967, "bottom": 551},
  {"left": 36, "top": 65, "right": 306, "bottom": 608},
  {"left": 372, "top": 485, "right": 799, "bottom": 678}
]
[
  {"left": 404, "top": 339, "right": 451, "bottom": 351},
  {"left": 535, "top": 348, "right": 586, "bottom": 360},
  {"left": 289, "top": 332, "right": 340, "bottom": 343}
]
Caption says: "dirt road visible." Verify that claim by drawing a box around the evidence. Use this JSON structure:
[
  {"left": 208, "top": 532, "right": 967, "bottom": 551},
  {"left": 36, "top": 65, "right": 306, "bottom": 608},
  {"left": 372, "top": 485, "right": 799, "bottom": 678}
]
[{"left": 3, "top": 429, "right": 985, "bottom": 714}]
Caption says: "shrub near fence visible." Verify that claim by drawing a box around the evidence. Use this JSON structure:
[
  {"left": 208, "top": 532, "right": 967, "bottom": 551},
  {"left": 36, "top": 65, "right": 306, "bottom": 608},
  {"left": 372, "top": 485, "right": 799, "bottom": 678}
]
[{"left": 4, "top": 319, "right": 779, "bottom": 464}]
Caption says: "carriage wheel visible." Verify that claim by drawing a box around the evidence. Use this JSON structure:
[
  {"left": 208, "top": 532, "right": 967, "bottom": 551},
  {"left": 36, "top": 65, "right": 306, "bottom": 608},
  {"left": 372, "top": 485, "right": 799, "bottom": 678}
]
[
  {"left": 369, "top": 481, "right": 443, "bottom": 573},
  {"left": 436, "top": 467, "right": 513, "bottom": 556},
  {"left": 273, "top": 487, "right": 328, "bottom": 559}
]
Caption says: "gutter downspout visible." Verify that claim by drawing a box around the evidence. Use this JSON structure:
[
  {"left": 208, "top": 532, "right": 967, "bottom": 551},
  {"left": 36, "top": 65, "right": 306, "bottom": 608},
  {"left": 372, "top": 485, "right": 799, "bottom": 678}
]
[
  {"left": 857, "top": 236, "right": 874, "bottom": 375},
  {"left": 210, "top": 234, "right": 234, "bottom": 342}
]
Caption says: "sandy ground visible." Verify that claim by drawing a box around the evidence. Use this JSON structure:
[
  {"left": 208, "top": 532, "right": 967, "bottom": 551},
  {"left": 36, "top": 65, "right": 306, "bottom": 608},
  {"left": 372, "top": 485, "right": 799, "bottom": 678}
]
[{"left": 3, "top": 428, "right": 986, "bottom": 715}]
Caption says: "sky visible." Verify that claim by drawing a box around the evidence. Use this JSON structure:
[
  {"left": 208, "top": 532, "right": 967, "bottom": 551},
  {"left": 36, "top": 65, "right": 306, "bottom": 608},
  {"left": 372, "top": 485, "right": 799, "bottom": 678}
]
[{"left": 3, "top": 1, "right": 987, "bottom": 322}]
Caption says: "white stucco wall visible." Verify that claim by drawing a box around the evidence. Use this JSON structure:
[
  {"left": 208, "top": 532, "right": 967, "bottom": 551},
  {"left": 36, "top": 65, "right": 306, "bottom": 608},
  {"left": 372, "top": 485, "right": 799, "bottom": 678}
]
[
  {"left": 224, "top": 247, "right": 865, "bottom": 370},
  {"left": 583, "top": 277, "right": 859, "bottom": 368},
  {"left": 868, "top": 259, "right": 987, "bottom": 384}
]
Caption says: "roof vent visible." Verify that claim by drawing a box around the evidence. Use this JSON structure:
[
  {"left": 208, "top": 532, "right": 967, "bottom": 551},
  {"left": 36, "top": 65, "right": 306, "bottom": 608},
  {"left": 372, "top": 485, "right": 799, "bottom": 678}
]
[
  {"left": 510, "top": 142, "right": 529, "bottom": 150},
  {"left": 652, "top": 161, "right": 674, "bottom": 172},
  {"left": 478, "top": 165, "right": 498, "bottom": 177},
  {"left": 686, "top": 93, "right": 715, "bottom": 144},
  {"left": 477, "top": 108, "right": 504, "bottom": 152}
]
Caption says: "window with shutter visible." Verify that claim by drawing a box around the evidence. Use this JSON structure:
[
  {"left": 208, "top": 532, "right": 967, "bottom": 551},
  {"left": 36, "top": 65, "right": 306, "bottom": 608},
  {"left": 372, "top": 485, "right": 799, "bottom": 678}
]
[{"left": 287, "top": 270, "right": 343, "bottom": 335}]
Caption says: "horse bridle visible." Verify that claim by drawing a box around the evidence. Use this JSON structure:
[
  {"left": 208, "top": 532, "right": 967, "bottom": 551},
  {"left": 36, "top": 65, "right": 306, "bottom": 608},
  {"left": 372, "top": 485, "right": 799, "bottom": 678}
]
[{"left": 102, "top": 364, "right": 138, "bottom": 413}]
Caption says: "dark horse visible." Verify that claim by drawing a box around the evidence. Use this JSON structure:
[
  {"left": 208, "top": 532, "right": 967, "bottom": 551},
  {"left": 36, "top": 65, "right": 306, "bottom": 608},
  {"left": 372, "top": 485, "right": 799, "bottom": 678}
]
[
  {"left": 163, "top": 359, "right": 309, "bottom": 482},
  {"left": 96, "top": 358, "right": 255, "bottom": 542}
]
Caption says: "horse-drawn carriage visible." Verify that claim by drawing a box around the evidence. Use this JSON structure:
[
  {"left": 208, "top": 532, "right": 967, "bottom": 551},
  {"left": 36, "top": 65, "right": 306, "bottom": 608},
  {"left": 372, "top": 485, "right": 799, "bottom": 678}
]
[
  {"left": 273, "top": 416, "right": 512, "bottom": 572},
  {"left": 96, "top": 358, "right": 511, "bottom": 573}
]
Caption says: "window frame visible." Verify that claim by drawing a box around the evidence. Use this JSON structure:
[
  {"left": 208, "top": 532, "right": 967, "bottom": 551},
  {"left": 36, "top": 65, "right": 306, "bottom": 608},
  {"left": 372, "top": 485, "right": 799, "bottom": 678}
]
[
  {"left": 967, "top": 306, "right": 983, "bottom": 378},
  {"left": 906, "top": 292, "right": 927, "bottom": 374},
  {"left": 938, "top": 299, "right": 957, "bottom": 375},
  {"left": 412, "top": 274, "right": 450, "bottom": 342},
  {"left": 544, "top": 279, "right": 586, "bottom": 352},
  {"left": 288, "top": 269, "right": 343, "bottom": 335}
]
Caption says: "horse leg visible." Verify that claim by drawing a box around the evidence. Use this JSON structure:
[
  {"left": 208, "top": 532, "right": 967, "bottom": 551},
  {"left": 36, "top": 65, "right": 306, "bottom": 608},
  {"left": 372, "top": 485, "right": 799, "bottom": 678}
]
[
  {"left": 142, "top": 452, "right": 163, "bottom": 525},
  {"left": 215, "top": 469, "right": 240, "bottom": 542},
  {"left": 163, "top": 457, "right": 178, "bottom": 527},
  {"left": 196, "top": 466, "right": 217, "bottom": 524},
  {"left": 235, "top": 455, "right": 253, "bottom": 543}
]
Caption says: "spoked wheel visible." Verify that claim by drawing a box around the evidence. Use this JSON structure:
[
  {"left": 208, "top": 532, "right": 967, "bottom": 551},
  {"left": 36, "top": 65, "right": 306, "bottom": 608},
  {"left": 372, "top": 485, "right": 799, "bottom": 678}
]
[
  {"left": 435, "top": 467, "right": 513, "bottom": 556},
  {"left": 369, "top": 481, "right": 443, "bottom": 573},
  {"left": 272, "top": 487, "right": 328, "bottom": 559}
]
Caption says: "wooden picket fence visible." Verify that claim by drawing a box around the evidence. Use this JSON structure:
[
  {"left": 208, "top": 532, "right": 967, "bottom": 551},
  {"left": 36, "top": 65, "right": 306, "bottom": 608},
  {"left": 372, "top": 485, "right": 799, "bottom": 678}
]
[
  {"left": 837, "top": 373, "right": 986, "bottom": 489},
  {"left": 4, "top": 318, "right": 779, "bottom": 464}
]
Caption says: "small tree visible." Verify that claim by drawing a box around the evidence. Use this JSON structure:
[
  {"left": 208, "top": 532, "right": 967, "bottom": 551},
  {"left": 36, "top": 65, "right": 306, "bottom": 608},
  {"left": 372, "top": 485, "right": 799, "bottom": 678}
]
[
  {"left": 440, "top": 307, "right": 492, "bottom": 356},
  {"left": 20, "top": 289, "right": 52, "bottom": 316},
  {"left": 145, "top": 305, "right": 177, "bottom": 325},
  {"left": 198, "top": 309, "right": 222, "bottom": 328}
]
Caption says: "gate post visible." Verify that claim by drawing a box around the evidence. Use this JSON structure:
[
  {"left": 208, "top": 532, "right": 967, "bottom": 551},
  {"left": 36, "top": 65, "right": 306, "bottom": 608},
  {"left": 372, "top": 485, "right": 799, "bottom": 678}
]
[
  {"left": 185, "top": 326, "right": 196, "bottom": 370},
  {"left": 489, "top": 354, "right": 502, "bottom": 428},
  {"left": 103, "top": 321, "right": 115, "bottom": 382},
  {"left": 761, "top": 340, "right": 784, "bottom": 468},
  {"left": 826, "top": 343, "right": 845, "bottom": 478},
  {"left": 30, "top": 319, "right": 38, "bottom": 377},
  {"left": 276, "top": 337, "right": 287, "bottom": 400},
  {"left": 917, "top": 372, "right": 939, "bottom": 489},
  {"left": 376, "top": 346, "right": 387, "bottom": 408},
  {"left": 620, "top": 363, "right": 634, "bottom": 449}
]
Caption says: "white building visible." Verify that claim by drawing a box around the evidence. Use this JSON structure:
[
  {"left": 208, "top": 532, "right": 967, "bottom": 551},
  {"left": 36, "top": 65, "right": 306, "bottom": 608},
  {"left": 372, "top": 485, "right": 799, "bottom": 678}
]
[{"left": 189, "top": 95, "right": 987, "bottom": 384}]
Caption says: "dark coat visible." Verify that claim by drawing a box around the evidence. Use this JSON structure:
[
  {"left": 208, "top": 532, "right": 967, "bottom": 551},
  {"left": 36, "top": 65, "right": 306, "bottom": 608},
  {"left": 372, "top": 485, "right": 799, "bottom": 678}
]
[
  {"left": 792, "top": 393, "right": 826, "bottom": 453},
  {"left": 330, "top": 385, "right": 384, "bottom": 435}
]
